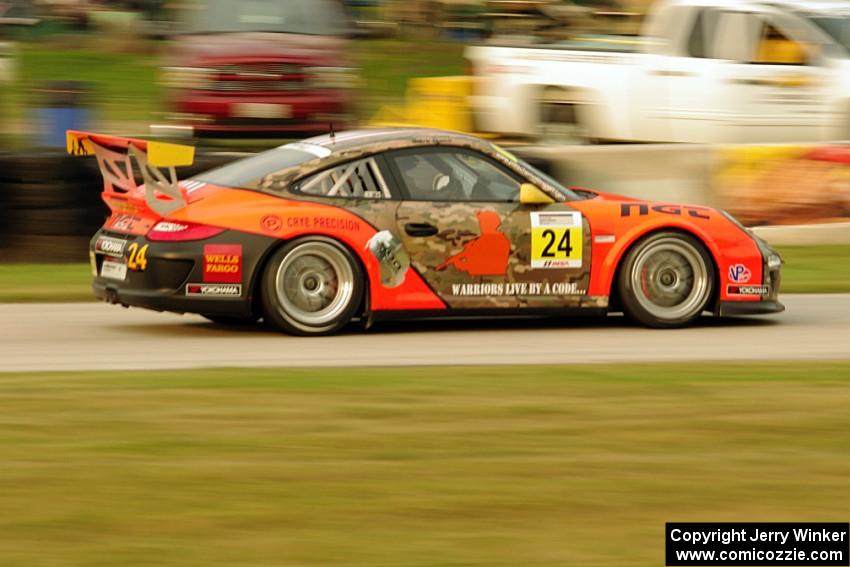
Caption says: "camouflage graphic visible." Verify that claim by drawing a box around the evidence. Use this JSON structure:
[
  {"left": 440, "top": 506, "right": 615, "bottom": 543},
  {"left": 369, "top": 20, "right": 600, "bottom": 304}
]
[
  {"left": 395, "top": 201, "right": 593, "bottom": 309},
  {"left": 242, "top": 128, "right": 599, "bottom": 310},
  {"left": 366, "top": 230, "right": 410, "bottom": 288},
  {"left": 436, "top": 210, "right": 510, "bottom": 276}
]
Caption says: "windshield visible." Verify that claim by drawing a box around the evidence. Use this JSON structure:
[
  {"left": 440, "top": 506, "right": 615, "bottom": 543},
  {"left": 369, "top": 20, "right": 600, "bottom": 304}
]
[
  {"left": 490, "top": 142, "right": 578, "bottom": 200},
  {"left": 805, "top": 14, "right": 850, "bottom": 54},
  {"left": 180, "top": 0, "right": 350, "bottom": 36}
]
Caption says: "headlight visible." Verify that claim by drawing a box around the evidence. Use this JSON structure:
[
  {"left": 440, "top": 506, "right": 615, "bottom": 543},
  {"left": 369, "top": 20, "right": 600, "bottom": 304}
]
[
  {"left": 160, "top": 67, "right": 214, "bottom": 90},
  {"left": 767, "top": 253, "right": 782, "bottom": 270},
  {"left": 306, "top": 67, "right": 357, "bottom": 89}
]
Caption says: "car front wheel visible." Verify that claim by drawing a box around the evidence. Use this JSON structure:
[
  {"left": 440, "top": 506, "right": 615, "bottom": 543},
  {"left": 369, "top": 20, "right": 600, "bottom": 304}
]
[
  {"left": 618, "top": 231, "right": 715, "bottom": 328},
  {"left": 260, "top": 237, "right": 364, "bottom": 336}
]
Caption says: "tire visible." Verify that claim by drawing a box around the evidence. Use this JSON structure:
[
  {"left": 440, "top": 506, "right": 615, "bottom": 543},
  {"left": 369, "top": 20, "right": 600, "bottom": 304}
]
[
  {"left": 7, "top": 207, "right": 109, "bottom": 236},
  {"left": 6, "top": 181, "right": 98, "bottom": 210},
  {"left": 0, "top": 152, "right": 98, "bottom": 184},
  {"left": 536, "top": 87, "right": 591, "bottom": 143},
  {"left": 617, "top": 231, "right": 715, "bottom": 328},
  {"left": 260, "top": 237, "right": 364, "bottom": 336}
]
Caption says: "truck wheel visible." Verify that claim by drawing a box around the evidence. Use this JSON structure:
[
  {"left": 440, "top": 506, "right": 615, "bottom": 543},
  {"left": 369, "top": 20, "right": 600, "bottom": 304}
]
[
  {"left": 618, "top": 232, "right": 715, "bottom": 328},
  {"left": 260, "top": 237, "right": 364, "bottom": 336},
  {"left": 537, "top": 87, "right": 590, "bottom": 143}
]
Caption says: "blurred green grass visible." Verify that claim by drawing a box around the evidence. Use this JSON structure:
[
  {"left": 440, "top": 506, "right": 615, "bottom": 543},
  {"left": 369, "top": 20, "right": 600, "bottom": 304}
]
[
  {"left": 1, "top": 42, "right": 163, "bottom": 144},
  {"left": 774, "top": 244, "right": 850, "bottom": 293},
  {"left": 1, "top": 244, "right": 847, "bottom": 302},
  {"left": 0, "top": 263, "right": 93, "bottom": 302},
  {"left": 351, "top": 38, "right": 466, "bottom": 119},
  {"left": 0, "top": 38, "right": 464, "bottom": 145},
  {"left": 0, "top": 362, "right": 849, "bottom": 566}
]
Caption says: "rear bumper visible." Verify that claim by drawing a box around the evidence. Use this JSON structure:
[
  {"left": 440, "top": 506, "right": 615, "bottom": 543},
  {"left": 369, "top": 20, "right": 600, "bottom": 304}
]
[
  {"left": 90, "top": 228, "right": 277, "bottom": 317},
  {"left": 94, "top": 282, "right": 254, "bottom": 317}
]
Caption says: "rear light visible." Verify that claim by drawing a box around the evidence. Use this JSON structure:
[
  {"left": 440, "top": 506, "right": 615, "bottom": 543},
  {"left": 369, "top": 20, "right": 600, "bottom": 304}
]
[{"left": 147, "top": 221, "right": 225, "bottom": 242}]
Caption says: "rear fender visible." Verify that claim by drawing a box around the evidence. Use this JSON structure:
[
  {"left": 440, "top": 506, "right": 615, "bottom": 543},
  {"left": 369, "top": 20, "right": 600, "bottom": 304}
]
[{"left": 165, "top": 188, "right": 446, "bottom": 312}]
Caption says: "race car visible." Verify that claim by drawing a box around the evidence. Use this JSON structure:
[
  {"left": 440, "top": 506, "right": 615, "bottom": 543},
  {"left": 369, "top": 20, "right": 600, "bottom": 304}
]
[{"left": 68, "top": 128, "right": 783, "bottom": 335}]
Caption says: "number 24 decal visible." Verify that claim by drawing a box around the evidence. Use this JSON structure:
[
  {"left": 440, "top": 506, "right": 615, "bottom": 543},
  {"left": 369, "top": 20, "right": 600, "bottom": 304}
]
[
  {"left": 540, "top": 229, "right": 573, "bottom": 258},
  {"left": 127, "top": 243, "right": 149, "bottom": 271}
]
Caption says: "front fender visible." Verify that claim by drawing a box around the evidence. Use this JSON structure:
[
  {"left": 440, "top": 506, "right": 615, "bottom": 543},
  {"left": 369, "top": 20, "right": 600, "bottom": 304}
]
[{"left": 571, "top": 199, "right": 763, "bottom": 301}]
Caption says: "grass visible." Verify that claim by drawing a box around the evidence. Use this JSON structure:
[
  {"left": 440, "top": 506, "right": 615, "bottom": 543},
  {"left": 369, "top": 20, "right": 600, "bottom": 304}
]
[
  {"left": 0, "top": 263, "right": 93, "bottom": 302},
  {"left": 0, "top": 362, "right": 849, "bottom": 566},
  {"left": 772, "top": 245, "right": 850, "bottom": 293},
  {"left": 351, "top": 38, "right": 466, "bottom": 119},
  {"left": 1, "top": 244, "right": 847, "bottom": 303},
  {"left": 1, "top": 41, "right": 163, "bottom": 143}
]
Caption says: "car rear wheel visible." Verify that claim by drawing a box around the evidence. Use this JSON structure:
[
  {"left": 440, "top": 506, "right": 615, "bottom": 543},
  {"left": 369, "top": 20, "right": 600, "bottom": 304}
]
[
  {"left": 618, "top": 231, "right": 714, "bottom": 328},
  {"left": 260, "top": 237, "right": 363, "bottom": 336}
]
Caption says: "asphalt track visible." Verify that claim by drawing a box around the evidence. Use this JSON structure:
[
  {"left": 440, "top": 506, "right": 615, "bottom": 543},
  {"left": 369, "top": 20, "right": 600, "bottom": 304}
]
[{"left": 2, "top": 294, "right": 848, "bottom": 372}]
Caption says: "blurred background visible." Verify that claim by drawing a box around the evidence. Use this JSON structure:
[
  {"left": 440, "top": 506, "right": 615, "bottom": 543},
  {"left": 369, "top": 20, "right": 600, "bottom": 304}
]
[
  {"left": 0, "top": 0, "right": 654, "bottom": 146},
  {"left": 0, "top": 0, "right": 849, "bottom": 256},
  {"left": 1, "top": 6, "right": 849, "bottom": 566}
]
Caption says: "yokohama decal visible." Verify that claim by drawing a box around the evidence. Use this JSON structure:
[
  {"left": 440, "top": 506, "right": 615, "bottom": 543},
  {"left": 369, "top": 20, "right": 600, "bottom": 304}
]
[
  {"left": 186, "top": 283, "right": 242, "bottom": 297},
  {"left": 203, "top": 244, "right": 242, "bottom": 283}
]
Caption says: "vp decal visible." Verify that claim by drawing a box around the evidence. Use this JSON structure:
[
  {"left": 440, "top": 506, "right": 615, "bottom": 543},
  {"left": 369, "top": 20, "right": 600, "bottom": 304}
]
[{"left": 728, "top": 264, "right": 752, "bottom": 283}]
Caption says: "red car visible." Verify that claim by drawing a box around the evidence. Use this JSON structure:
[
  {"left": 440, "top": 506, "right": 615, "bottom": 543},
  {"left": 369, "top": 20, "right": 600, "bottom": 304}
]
[
  {"left": 70, "top": 128, "right": 783, "bottom": 336},
  {"left": 155, "top": 0, "right": 355, "bottom": 136}
]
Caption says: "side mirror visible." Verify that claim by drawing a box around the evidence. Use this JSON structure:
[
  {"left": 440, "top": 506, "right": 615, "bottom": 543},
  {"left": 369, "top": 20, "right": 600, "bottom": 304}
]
[{"left": 520, "top": 183, "right": 555, "bottom": 206}]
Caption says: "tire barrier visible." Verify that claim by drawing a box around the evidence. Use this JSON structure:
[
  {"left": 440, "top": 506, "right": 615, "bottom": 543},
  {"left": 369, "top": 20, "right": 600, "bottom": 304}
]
[
  {"left": 0, "top": 149, "right": 239, "bottom": 262},
  {"left": 0, "top": 151, "right": 106, "bottom": 262}
]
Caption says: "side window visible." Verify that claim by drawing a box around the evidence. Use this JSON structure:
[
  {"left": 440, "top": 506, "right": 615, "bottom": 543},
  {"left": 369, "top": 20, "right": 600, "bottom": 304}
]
[
  {"left": 752, "top": 21, "right": 808, "bottom": 65},
  {"left": 388, "top": 149, "right": 522, "bottom": 202},
  {"left": 686, "top": 9, "right": 720, "bottom": 59},
  {"left": 295, "top": 157, "right": 391, "bottom": 199}
]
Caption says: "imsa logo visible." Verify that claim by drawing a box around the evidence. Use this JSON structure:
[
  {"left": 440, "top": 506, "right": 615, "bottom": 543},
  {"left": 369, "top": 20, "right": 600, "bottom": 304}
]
[{"left": 186, "top": 284, "right": 242, "bottom": 297}]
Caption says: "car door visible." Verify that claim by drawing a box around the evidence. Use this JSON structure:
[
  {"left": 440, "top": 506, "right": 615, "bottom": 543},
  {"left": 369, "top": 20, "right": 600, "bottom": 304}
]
[
  {"left": 657, "top": 6, "right": 729, "bottom": 143},
  {"left": 383, "top": 146, "right": 592, "bottom": 310},
  {"left": 711, "top": 9, "right": 830, "bottom": 143}
]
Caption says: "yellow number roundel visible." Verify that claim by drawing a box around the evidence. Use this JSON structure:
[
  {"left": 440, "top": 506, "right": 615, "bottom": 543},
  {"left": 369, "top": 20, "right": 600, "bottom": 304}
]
[{"left": 530, "top": 212, "right": 583, "bottom": 269}]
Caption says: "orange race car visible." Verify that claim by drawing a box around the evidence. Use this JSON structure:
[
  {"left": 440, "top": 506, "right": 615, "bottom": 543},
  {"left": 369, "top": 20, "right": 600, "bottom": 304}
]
[{"left": 68, "top": 128, "right": 783, "bottom": 335}]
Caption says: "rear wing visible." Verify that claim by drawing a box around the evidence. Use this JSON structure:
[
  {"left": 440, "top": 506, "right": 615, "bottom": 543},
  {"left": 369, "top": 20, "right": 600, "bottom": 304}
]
[{"left": 66, "top": 130, "right": 195, "bottom": 216}]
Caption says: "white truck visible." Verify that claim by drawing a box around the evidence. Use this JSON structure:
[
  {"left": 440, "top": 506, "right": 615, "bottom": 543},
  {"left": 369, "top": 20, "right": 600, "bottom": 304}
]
[{"left": 466, "top": 0, "right": 850, "bottom": 143}]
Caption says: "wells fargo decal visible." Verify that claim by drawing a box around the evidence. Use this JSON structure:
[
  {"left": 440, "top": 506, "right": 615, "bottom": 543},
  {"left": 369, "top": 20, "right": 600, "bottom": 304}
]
[{"left": 203, "top": 244, "right": 242, "bottom": 283}]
